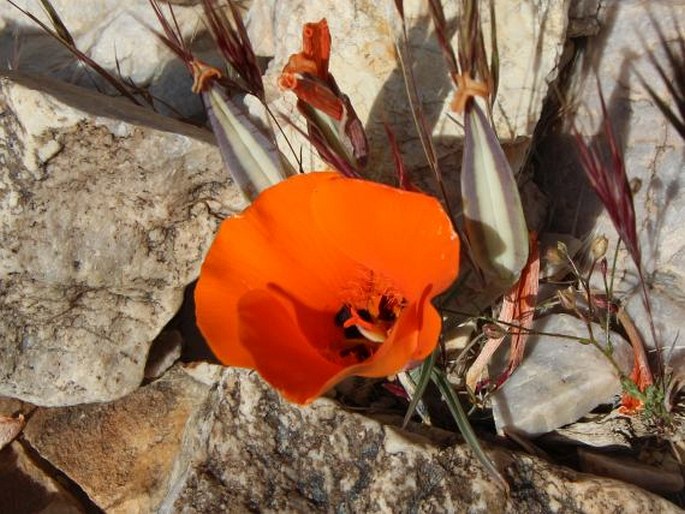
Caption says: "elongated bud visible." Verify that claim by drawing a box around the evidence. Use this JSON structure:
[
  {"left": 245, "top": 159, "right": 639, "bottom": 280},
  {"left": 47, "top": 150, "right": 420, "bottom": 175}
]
[
  {"left": 461, "top": 101, "right": 529, "bottom": 286},
  {"left": 204, "top": 86, "right": 293, "bottom": 201},
  {"left": 591, "top": 235, "right": 608, "bottom": 260}
]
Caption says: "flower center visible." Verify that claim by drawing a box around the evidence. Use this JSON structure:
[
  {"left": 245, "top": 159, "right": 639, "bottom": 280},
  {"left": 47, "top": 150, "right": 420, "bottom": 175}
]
[{"left": 331, "top": 288, "right": 407, "bottom": 365}]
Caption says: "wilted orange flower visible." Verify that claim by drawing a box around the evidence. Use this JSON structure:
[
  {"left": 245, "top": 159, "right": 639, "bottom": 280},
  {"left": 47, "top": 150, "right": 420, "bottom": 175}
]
[
  {"left": 278, "top": 18, "right": 342, "bottom": 120},
  {"left": 195, "top": 172, "right": 460, "bottom": 404},
  {"left": 278, "top": 18, "right": 368, "bottom": 177}
]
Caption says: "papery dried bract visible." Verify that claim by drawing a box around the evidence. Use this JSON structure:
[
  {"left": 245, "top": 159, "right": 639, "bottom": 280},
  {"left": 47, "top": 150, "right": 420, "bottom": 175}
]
[{"left": 466, "top": 236, "right": 539, "bottom": 391}]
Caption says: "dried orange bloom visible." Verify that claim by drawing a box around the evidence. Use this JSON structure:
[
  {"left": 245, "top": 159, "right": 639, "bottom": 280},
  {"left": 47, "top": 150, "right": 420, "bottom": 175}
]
[
  {"left": 278, "top": 18, "right": 344, "bottom": 120},
  {"left": 195, "top": 172, "right": 460, "bottom": 404},
  {"left": 189, "top": 60, "right": 223, "bottom": 94},
  {"left": 450, "top": 72, "right": 490, "bottom": 114}
]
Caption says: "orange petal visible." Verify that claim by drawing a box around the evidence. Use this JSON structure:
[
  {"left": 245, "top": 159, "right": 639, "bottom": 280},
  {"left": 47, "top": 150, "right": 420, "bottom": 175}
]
[
  {"left": 237, "top": 288, "right": 344, "bottom": 404},
  {"left": 196, "top": 171, "right": 457, "bottom": 401},
  {"left": 195, "top": 172, "right": 358, "bottom": 366},
  {"left": 310, "top": 176, "right": 460, "bottom": 299},
  {"left": 413, "top": 301, "right": 443, "bottom": 361},
  {"left": 355, "top": 286, "right": 435, "bottom": 375},
  {"left": 281, "top": 53, "right": 319, "bottom": 78}
]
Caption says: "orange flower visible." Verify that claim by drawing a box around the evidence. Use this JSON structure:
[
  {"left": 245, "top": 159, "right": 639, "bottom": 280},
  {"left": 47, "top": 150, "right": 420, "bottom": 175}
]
[{"left": 195, "top": 172, "right": 460, "bottom": 404}]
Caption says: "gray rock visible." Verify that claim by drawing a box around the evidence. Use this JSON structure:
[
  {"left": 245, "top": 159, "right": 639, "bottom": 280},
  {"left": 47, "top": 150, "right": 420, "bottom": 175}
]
[
  {"left": 144, "top": 329, "right": 184, "bottom": 380},
  {"left": 491, "top": 314, "right": 633, "bottom": 437},
  {"left": 159, "top": 368, "right": 679, "bottom": 513},
  {"left": 0, "top": 72, "right": 242, "bottom": 406}
]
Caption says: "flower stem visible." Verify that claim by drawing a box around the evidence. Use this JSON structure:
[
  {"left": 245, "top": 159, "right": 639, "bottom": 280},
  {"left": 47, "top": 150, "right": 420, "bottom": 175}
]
[{"left": 431, "top": 367, "right": 509, "bottom": 492}]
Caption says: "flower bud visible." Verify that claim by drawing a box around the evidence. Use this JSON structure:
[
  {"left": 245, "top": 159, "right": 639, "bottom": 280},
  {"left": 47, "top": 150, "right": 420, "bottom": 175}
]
[
  {"left": 591, "top": 235, "right": 608, "bottom": 260},
  {"left": 591, "top": 293, "right": 618, "bottom": 314},
  {"left": 556, "top": 241, "right": 569, "bottom": 259},
  {"left": 599, "top": 257, "right": 608, "bottom": 276}
]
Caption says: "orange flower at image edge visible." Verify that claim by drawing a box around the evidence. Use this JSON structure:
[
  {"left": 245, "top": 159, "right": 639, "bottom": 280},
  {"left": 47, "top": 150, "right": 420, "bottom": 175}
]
[{"left": 195, "top": 172, "right": 460, "bottom": 404}]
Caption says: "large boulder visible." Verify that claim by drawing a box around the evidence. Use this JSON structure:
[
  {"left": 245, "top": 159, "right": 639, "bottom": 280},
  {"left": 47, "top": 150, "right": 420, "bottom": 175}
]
[{"left": 0, "top": 72, "right": 241, "bottom": 405}]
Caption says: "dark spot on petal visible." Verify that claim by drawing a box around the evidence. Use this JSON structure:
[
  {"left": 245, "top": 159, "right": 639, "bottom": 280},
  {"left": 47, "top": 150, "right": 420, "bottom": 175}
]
[
  {"left": 339, "top": 343, "right": 372, "bottom": 362},
  {"left": 334, "top": 305, "right": 351, "bottom": 327}
]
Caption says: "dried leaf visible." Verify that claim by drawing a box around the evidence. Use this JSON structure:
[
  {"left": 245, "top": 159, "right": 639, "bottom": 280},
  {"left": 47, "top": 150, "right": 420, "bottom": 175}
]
[
  {"left": 383, "top": 122, "right": 418, "bottom": 191},
  {"left": 392, "top": 11, "right": 452, "bottom": 215},
  {"left": 574, "top": 87, "right": 640, "bottom": 269},
  {"left": 575, "top": 84, "right": 661, "bottom": 378},
  {"left": 201, "top": 0, "right": 265, "bottom": 98},
  {"left": 638, "top": 16, "right": 685, "bottom": 140},
  {"left": 293, "top": 102, "right": 361, "bottom": 178},
  {"left": 427, "top": 0, "right": 459, "bottom": 80},
  {"left": 38, "top": 0, "right": 75, "bottom": 46},
  {"left": 466, "top": 236, "right": 539, "bottom": 391},
  {"left": 9, "top": 0, "right": 143, "bottom": 105}
]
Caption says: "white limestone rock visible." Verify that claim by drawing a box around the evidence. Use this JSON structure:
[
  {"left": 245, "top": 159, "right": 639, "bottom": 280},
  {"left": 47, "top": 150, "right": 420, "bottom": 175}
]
[
  {"left": 248, "top": 0, "right": 570, "bottom": 184},
  {"left": 0, "top": 0, "right": 213, "bottom": 119},
  {"left": 0, "top": 71, "right": 242, "bottom": 406}
]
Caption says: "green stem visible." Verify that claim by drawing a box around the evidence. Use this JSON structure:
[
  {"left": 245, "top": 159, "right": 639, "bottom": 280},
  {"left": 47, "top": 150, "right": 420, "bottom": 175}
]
[
  {"left": 401, "top": 348, "right": 437, "bottom": 428},
  {"left": 431, "top": 368, "right": 509, "bottom": 492}
]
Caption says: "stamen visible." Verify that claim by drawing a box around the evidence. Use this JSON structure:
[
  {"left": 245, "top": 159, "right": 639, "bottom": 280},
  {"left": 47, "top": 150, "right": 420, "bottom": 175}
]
[{"left": 341, "top": 306, "right": 388, "bottom": 343}]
